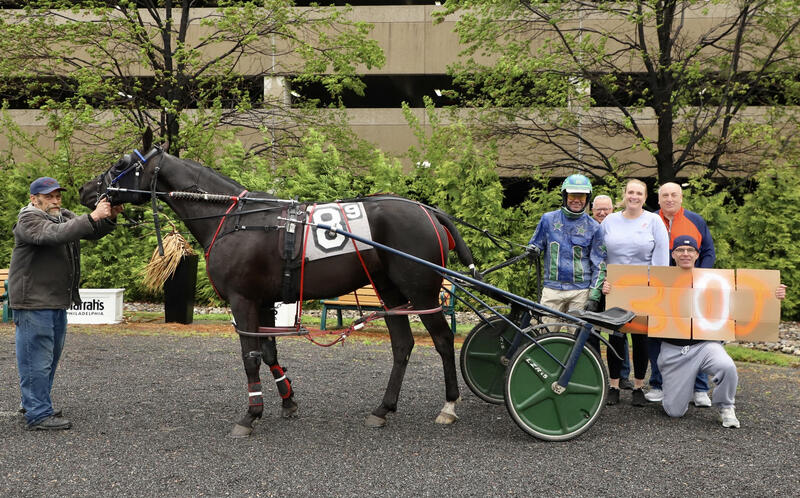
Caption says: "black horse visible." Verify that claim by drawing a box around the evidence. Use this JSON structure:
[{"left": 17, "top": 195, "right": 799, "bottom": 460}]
[{"left": 79, "top": 140, "right": 475, "bottom": 437}]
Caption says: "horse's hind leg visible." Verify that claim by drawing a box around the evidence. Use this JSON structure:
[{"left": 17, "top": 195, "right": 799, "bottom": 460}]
[
  {"left": 419, "top": 311, "right": 461, "bottom": 424},
  {"left": 365, "top": 313, "right": 414, "bottom": 428}
]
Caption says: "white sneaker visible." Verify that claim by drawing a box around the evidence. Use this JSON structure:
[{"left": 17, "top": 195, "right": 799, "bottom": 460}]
[
  {"left": 719, "top": 407, "right": 740, "bottom": 428},
  {"left": 644, "top": 388, "right": 663, "bottom": 402},
  {"left": 693, "top": 391, "right": 712, "bottom": 407}
]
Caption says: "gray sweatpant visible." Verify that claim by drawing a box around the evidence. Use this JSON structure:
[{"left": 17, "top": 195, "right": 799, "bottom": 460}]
[{"left": 657, "top": 341, "right": 738, "bottom": 418}]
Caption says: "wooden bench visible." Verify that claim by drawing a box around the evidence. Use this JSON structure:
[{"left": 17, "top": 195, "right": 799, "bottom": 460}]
[
  {"left": 320, "top": 283, "right": 457, "bottom": 334},
  {"left": 1, "top": 269, "right": 12, "bottom": 323}
]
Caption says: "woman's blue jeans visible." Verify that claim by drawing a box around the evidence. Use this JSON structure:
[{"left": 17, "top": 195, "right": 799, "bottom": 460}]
[{"left": 14, "top": 309, "right": 67, "bottom": 425}]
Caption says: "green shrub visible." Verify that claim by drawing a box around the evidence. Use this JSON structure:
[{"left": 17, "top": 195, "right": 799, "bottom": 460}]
[
  {"left": 726, "top": 164, "right": 799, "bottom": 318},
  {"left": 1, "top": 117, "right": 797, "bottom": 321}
]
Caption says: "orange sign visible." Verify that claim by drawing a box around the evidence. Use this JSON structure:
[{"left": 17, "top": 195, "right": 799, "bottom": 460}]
[{"left": 605, "top": 265, "right": 781, "bottom": 342}]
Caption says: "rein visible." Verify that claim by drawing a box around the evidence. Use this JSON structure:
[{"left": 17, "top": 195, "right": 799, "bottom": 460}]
[
  {"left": 106, "top": 186, "right": 295, "bottom": 205},
  {"left": 108, "top": 187, "right": 518, "bottom": 254},
  {"left": 352, "top": 195, "right": 522, "bottom": 252}
]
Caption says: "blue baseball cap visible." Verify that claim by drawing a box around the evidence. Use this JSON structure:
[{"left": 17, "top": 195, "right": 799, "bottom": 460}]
[
  {"left": 673, "top": 235, "right": 699, "bottom": 252},
  {"left": 30, "top": 177, "right": 67, "bottom": 195}
]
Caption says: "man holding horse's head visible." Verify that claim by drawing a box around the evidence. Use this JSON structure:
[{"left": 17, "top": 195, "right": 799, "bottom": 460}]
[{"left": 8, "top": 176, "right": 123, "bottom": 431}]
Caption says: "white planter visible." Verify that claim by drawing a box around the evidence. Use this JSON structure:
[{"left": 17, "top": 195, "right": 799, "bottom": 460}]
[{"left": 67, "top": 288, "right": 124, "bottom": 324}]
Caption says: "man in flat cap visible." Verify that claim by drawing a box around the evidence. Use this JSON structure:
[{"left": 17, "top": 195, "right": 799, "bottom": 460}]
[{"left": 9, "top": 177, "right": 123, "bottom": 430}]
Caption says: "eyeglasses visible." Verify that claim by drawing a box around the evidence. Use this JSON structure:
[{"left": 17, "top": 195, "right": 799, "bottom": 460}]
[{"left": 672, "top": 247, "right": 697, "bottom": 254}]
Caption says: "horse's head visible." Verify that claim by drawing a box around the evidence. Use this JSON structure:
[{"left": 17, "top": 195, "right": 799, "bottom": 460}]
[
  {"left": 79, "top": 149, "right": 164, "bottom": 208},
  {"left": 79, "top": 127, "right": 168, "bottom": 208}
]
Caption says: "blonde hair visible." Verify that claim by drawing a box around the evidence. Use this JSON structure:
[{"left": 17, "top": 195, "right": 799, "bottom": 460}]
[{"left": 619, "top": 179, "right": 648, "bottom": 210}]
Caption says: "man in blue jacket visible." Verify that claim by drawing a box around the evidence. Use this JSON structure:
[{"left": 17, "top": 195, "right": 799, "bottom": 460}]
[
  {"left": 10, "top": 177, "right": 123, "bottom": 430},
  {"left": 528, "top": 174, "right": 606, "bottom": 323}
]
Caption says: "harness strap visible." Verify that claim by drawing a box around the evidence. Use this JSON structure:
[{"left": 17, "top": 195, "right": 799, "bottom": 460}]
[
  {"left": 296, "top": 204, "right": 315, "bottom": 326},
  {"left": 344, "top": 204, "right": 445, "bottom": 315},
  {"left": 151, "top": 162, "right": 164, "bottom": 256},
  {"left": 235, "top": 326, "right": 309, "bottom": 337},
  {"left": 419, "top": 204, "right": 446, "bottom": 267},
  {"left": 205, "top": 190, "right": 248, "bottom": 299},
  {"left": 228, "top": 200, "right": 449, "bottom": 342},
  {"left": 205, "top": 190, "right": 248, "bottom": 260},
  {"left": 302, "top": 304, "right": 442, "bottom": 347},
  {"left": 336, "top": 202, "right": 386, "bottom": 311},
  {"left": 280, "top": 204, "right": 305, "bottom": 303}
]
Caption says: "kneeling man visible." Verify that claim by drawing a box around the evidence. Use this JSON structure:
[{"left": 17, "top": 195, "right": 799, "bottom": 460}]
[{"left": 659, "top": 236, "right": 786, "bottom": 428}]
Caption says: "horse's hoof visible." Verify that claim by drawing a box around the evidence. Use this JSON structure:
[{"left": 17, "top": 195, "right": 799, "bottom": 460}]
[
  {"left": 364, "top": 414, "right": 386, "bottom": 428},
  {"left": 435, "top": 397, "right": 461, "bottom": 424},
  {"left": 435, "top": 411, "right": 459, "bottom": 425},
  {"left": 229, "top": 424, "right": 253, "bottom": 438},
  {"left": 281, "top": 403, "right": 298, "bottom": 419}
]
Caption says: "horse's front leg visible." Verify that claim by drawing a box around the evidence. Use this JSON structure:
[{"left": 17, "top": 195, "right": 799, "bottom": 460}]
[
  {"left": 365, "top": 313, "right": 414, "bottom": 428},
  {"left": 257, "top": 304, "right": 297, "bottom": 419},
  {"left": 229, "top": 298, "right": 266, "bottom": 438},
  {"left": 260, "top": 335, "right": 298, "bottom": 419},
  {"left": 229, "top": 302, "right": 300, "bottom": 437},
  {"left": 230, "top": 334, "right": 265, "bottom": 438}
]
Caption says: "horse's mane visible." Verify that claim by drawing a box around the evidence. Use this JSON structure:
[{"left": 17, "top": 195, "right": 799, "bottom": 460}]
[{"left": 171, "top": 154, "right": 248, "bottom": 193}]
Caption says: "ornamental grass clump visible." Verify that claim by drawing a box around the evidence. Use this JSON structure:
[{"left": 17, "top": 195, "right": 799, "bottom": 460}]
[{"left": 142, "top": 232, "right": 195, "bottom": 292}]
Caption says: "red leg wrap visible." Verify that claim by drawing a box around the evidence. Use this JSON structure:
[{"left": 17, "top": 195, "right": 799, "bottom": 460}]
[{"left": 270, "top": 365, "right": 293, "bottom": 399}]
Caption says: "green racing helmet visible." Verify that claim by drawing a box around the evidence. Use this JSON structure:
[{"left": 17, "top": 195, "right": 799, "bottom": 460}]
[{"left": 560, "top": 174, "right": 592, "bottom": 216}]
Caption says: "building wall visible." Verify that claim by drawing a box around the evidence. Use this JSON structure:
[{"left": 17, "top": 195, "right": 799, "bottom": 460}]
[{"left": 0, "top": 4, "right": 794, "bottom": 176}]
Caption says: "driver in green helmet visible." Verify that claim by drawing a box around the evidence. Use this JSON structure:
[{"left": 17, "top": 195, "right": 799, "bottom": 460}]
[{"left": 528, "top": 174, "right": 607, "bottom": 323}]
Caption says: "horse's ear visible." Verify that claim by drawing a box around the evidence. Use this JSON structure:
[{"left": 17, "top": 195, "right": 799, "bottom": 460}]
[{"left": 143, "top": 127, "right": 153, "bottom": 151}]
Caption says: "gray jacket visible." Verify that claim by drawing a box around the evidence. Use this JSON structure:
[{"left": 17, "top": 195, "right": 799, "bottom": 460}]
[{"left": 9, "top": 204, "right": 117, "bottom": 310}]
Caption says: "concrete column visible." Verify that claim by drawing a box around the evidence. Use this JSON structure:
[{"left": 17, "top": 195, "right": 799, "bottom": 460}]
[{"left": 264, "top": 76, "right": 290, "bottom": 106}]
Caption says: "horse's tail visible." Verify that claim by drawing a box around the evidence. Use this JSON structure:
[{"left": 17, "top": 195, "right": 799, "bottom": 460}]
[{"left": 432, "top": 211, "right": 478, "bottom": 279}]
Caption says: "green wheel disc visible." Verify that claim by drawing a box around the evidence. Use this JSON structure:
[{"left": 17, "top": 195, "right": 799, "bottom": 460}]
[
  {"left": 504, "top": 332, "right": 607, "bottom": 441},
  {"left": 460, "top": 316, "right": 526, "bottom": 404}
]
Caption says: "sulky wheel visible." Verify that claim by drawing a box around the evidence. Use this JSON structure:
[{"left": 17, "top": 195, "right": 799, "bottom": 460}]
[
  {"left": 460, "top": 315, "right": 529, "bottom": 404},
  {"left": 504, "top": 332, "right": 608, "bottom": 441}
]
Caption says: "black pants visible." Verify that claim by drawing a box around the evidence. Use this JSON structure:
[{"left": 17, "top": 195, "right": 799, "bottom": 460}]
[
  {"left": 608, "top": 333, "right": 648, "bottom": 380},
  {"left": 584, "top": 294, "right": 605, "bottom": 360},
  {"left": 586, "top": 334, "right": 600, "bottom": 359}
]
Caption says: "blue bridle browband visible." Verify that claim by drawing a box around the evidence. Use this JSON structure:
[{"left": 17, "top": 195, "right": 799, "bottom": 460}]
[
  {"left": 109, "top": 162, "right": 139, "bottom": 186},
  {"left": 109, "top": 148, "right": 157, "bottom": 186}
]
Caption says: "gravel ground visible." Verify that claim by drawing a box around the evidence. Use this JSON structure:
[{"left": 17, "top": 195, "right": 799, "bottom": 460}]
[{"left": 1, "top": 326, "right": 798, "bottom": 497}]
